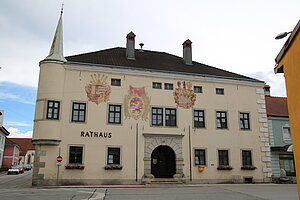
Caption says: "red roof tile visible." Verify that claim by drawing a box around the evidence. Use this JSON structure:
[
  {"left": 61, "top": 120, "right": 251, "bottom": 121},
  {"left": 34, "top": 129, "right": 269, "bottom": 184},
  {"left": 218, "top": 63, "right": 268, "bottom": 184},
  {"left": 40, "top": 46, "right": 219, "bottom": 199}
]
[
  {"left": 265, "top": 96, "right": 289, "bottom": 117},
  {"left": 9, "top": 138, "right": 35, "bottom": 156}
]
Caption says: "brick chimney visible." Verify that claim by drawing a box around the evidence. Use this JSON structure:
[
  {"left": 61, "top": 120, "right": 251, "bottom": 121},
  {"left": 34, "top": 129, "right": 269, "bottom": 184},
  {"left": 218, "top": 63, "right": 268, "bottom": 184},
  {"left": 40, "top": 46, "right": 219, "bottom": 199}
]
[
  {"left": 126, "top": 31, "right": 136, "bottom": 60},
  {"left": 183, "top": 39, "right": 192, "bottom": 65},
  {"left": 264, "top": 85, "right": 271, "bottom": 96}
]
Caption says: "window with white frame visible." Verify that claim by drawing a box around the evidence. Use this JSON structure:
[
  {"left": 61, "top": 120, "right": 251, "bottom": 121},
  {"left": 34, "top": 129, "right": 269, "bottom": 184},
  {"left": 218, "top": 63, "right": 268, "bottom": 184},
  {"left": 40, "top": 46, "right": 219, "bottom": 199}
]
[
  {"left": 69, "top": 146, "right": 83, "bottom": 164},
  {"left": 282, "top": 126, "right": 291, "bottom": 141},
  {"left": 240, "top": 112, "right": 250, "bottom": 130},
  {"left": 107, "top": 147, "right": 121, "bottom": 165},
  {"left": 216, "top": 111, "right": 228, "bottom": 129}
]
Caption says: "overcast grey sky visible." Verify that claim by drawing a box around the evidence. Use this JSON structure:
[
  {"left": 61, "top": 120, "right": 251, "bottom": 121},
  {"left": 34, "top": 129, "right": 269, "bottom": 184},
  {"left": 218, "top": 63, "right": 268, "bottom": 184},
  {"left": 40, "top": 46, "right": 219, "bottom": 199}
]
[{"left": 1, "top": 0, "right": 299, "bottom": 96}]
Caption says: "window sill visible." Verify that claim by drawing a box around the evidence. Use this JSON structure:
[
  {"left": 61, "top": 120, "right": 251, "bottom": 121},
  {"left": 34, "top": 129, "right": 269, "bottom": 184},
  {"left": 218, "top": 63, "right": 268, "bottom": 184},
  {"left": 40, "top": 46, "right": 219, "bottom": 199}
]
[
  {"left": 217, "top": 166, "right": 233, "bottom": 170},
  {"left": 65, "top": 164, "right": 84, "bottom": 169},
  {"left": 241, "top": 166, "right": 257, "bottom": 170},
  {"left": 104, "top": 165, "right": 123, "bottom": 170}
]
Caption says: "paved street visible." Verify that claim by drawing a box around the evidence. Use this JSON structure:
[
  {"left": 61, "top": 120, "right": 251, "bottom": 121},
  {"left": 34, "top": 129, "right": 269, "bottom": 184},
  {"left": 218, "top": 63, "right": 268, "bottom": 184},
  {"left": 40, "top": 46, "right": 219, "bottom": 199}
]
[{"left": 0, "top": 171, "right": 298, "bottom": 200}]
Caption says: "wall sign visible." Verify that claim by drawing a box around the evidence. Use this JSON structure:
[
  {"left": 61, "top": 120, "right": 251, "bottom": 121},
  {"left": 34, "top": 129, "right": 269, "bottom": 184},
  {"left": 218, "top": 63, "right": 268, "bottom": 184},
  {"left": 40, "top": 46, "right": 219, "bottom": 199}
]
[
  {"left": 124, "top": 86, "right": 150, "bottom": 120},
  {"left": 173, "top": 81, "right": 196, "bottom": 109},
  {"left": 81, "top": 131, "right": 112, "bottom": 138},
  {"left": 85, "top": 74, "right": 111, "bottom": 105}
]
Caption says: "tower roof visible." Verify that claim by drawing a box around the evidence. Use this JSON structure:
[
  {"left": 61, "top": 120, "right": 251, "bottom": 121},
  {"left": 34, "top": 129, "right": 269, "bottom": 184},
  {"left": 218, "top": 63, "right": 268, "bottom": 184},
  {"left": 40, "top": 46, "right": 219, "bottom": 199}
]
[{"left": 43, "top": 11, "right": 67, "bottom": 63}]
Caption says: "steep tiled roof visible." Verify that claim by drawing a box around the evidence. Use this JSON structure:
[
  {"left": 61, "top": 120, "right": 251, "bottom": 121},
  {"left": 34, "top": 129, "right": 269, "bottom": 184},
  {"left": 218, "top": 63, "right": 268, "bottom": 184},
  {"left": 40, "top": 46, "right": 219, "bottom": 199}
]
[
  {"left": 66, "top": 47, "right": 261, "bottom": 82},
  {"left": 9, "top": 138, "right": 35, "bottom": 156},
  {"left": 265, "top": 96, "right": 289, "bottom": 117}
]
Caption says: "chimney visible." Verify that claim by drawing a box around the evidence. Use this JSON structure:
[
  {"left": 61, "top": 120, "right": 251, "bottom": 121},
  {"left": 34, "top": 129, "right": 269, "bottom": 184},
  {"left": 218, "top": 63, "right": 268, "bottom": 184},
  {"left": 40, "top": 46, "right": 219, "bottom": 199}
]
[
  {"left": 183, "top": 39, "right": 192, "bottom": 65},
  {"left": 126, "top": 31, "right": 136, "bottom": 60},
  {"left": 264, "top": 85, "right": 271, "bottom": 96}
]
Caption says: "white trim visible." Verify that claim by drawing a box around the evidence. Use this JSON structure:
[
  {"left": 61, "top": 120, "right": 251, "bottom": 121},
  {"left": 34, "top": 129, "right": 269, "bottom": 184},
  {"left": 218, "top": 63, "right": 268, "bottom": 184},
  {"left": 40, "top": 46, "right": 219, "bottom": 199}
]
[{"left": 65, "top": 63, "right": 264, "bottom": 88}]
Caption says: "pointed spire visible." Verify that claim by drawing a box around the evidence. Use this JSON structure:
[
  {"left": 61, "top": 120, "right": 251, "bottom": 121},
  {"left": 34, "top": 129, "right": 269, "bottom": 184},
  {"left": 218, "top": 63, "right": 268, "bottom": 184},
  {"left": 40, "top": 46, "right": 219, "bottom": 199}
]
[{"left": 43, "top": 6, "right": 67, "bottom": 63}]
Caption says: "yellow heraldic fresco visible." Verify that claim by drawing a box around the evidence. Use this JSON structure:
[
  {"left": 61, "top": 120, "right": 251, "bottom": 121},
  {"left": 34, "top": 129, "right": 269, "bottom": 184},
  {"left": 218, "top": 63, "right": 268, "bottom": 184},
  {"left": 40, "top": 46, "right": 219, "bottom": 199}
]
[
  {"left": 173, "top": 81, "right": 196, "bottom": 109},
  {"left": 124, "top": 86, "right": 150, "bottom": 120},
  {"left": 85, "top": 74, "right": 111, "bottom": 105}
]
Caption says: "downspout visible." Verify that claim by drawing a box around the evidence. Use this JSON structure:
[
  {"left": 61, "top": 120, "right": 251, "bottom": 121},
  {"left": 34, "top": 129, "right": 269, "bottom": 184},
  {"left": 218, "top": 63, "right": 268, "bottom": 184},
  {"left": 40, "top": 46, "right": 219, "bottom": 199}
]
[
  {"left": 135, "top": 123, "right": 139, "bottom": 182},
  {"left": 189, "top": 125, "right": 192, "bottom": 181}
]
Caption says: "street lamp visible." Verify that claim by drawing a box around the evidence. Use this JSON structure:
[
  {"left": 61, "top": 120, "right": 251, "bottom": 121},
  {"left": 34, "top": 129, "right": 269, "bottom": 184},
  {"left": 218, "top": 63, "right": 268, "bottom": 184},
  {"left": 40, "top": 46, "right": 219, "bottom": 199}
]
[{"left": 275, "top": 31, "right": 292, "bottom": 40}]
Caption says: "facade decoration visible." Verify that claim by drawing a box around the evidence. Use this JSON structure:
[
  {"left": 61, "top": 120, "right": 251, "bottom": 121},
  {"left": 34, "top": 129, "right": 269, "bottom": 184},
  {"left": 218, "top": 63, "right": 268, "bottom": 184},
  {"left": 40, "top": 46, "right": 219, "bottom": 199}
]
[
  {"left": 173, "top": 81, "right": 196, "bottom": 109},
  {"left": 85, "top": 74, "right": 111, "bottom": 105},
  {"left": 124, "top": 86, "right": 150, "bottom": 120}
]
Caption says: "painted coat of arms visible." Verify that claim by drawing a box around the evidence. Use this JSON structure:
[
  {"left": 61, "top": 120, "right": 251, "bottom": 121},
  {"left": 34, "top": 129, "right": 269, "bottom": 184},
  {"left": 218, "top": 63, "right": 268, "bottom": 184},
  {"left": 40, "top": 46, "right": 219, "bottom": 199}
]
[
  {"left": 85, "top": 74, "right": 111, "bottom": 104},
  {"left": 124, "top": 86, "right": 150, "bottom": 120},
  {"left": 173, "top": 81, "right": 196, "bottom": 109}
]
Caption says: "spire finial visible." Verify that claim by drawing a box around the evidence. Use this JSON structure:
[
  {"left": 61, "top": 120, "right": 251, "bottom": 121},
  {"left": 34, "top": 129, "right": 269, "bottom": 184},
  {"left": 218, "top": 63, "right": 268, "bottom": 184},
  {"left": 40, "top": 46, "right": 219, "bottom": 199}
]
[{"left": 61, "top": 3, "right": 64, "bottom": 15}]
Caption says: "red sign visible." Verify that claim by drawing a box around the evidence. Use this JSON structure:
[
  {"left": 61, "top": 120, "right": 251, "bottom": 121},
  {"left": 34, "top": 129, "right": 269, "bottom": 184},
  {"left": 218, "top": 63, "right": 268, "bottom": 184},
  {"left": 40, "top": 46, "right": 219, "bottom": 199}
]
[{"left": 57, "top": 156, "right": 62, "bottom": 162}]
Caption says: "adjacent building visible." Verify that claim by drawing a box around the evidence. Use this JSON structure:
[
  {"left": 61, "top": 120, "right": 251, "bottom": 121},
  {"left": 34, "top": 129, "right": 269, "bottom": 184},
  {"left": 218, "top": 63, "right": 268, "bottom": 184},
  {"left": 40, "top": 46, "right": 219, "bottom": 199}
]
[
  {"left": 10, "top": 138, "right": 35, "bottom": 166},
  {"left": 274, "top": 19, "right": 300, "bottom": 196},
  {"left": 0, "top": 126, "right": 10, "bottom": 169},
  {"left": 32, "top": 13, "right": 272, "bottom": 185},
  {"left": 264, "top": 87, "right": 295, "bottom": 178},
  {"left": 2, "top": 138, "right": 21, "bottom": 168}
]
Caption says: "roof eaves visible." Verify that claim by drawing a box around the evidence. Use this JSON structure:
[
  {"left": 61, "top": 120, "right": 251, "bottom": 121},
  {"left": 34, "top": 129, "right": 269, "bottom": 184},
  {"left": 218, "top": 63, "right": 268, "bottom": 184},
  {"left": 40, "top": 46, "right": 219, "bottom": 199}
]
[{"left": 66, "top": 61, "right": 264, "bottom": 83}]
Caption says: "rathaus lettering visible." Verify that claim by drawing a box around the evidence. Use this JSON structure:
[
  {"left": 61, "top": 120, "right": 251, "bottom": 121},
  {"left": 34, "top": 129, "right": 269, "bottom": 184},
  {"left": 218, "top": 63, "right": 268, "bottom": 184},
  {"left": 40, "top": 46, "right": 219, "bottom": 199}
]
[{"left": 81, "top": 131, "right": 112, "bottom": 138}]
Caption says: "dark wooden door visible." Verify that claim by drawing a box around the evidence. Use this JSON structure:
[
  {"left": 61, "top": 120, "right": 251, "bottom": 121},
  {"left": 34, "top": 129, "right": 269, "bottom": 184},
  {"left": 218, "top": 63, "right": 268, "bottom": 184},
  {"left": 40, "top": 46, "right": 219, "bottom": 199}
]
[{"left": 151, "top": 145, "right": 176, "bottom": 178}]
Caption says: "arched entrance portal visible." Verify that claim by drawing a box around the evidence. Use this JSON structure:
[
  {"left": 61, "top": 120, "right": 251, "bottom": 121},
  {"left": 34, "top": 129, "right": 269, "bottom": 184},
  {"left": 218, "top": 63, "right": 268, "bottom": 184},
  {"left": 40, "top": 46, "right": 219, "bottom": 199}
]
[{"left": 151, "top": 145, "right": 176, "bottom": 178}]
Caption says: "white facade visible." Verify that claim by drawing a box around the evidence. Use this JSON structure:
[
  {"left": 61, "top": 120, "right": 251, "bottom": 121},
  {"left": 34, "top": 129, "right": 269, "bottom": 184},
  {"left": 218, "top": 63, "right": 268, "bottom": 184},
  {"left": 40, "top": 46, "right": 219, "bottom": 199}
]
[{"left": 32, "top": 14, "right": 271, "bottom": 186}]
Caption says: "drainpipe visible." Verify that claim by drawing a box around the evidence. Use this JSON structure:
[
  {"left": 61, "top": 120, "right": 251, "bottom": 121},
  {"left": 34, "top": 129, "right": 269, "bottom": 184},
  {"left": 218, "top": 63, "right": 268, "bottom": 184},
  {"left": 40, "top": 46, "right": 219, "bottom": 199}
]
[
  {"left": 189, "top": 125, "right": 192, "bottom": 181},
  {"left": 136, "top": 123, "right": 139, "bottom": 182}
]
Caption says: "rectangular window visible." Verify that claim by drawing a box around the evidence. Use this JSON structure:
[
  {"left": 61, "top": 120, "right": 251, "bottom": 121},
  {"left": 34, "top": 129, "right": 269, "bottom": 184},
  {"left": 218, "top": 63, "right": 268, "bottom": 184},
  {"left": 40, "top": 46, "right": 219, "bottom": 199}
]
[
  {"left": 46, "top": 100, "right": 60, "bottom": 120},
  {"left": 72, "top": 102, "right": 86, "bottom": 122},
  {"left": 216, "top": 111, "right": 227, "bottom": 129},
  {"left": 107, "top": 147, "right": 120, "bottom": 165},
  {"left": 218, "top": 150, "right": 229, "bottom": 166},
  {"left": 164, "top": 83, "right": 174, "bottom": 90},
  {"left": 69, "top": 146, "right": 83, "bottom": 164},
  {"left": 111, "top": 78, "right": 121, "bottom": 86},
  {"left": 165, "top": 108, "right": 177, "bottom": 127},
  {"left": 283, "top": 126, "right": 291, "bottom": 141},
  {"left": 152, "top": 82, "right": 162, "bottom": 89},
  {"left": 240, "top": 112, "right": 250, "bottom": 130},
  {"left": 216, "top": 88, "right": 224, "bottom": 95},
  {"left": 108, "top": 105, "right": 122, "bottom": 124},
  {"left": 279, "top": 155, "right": 295, "bottom": 176},
  {"left": 195, "top": 149, "right": 206, "bottom": 165},
  {"left": 194, "top": 110, "right": 205, "bottom": 128},
  {"left": 242, "top": 150, "right": 252, "bottom": 166},
  {"left": 152, "top": 107, "right": 163, "bottom": 126},
  {"left": 194, "top": 86, "right": 203, "bottom": 93}
]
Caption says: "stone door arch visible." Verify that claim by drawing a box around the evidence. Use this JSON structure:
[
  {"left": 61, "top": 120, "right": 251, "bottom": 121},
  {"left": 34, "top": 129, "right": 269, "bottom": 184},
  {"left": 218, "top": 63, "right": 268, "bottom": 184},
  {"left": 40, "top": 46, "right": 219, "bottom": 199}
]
[{"left": 143, "top": 133, "right": 184, "bottom": 179}]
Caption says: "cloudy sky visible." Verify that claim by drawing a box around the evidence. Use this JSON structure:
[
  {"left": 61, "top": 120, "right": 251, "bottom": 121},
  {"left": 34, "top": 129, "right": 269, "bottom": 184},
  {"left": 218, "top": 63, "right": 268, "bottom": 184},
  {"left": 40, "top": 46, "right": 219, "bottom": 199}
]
[{"left": 0, "top": 0, "right": 299, "bottom": 138}]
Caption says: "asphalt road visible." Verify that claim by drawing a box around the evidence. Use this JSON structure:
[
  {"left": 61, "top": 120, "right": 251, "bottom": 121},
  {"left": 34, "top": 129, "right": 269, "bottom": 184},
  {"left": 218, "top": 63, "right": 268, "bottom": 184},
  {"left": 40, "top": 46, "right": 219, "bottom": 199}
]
[{"left": 0, "top": 171, "right": 298, "bottom": 200}]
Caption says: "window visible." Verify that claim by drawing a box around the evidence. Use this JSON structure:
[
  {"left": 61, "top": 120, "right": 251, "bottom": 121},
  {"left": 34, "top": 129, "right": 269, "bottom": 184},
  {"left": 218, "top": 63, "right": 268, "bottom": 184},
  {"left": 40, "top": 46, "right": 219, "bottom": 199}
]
[
  {"left": 72, "top": 102, "right": 86, "bottom": 122},
  {"left": 107, "top": 147, "right": 121, "bottom": 165},
  {"left": 242, "top": 150, "right": 252, "bottom": 166},
  {"left": 194, "top": 86, "right": 202, "bottom": 93},
  {"left": 283, "top": 126, "right": 291, "bottom": 141},
  {"left": 46, "top": 100, "right": 60, "bottom": 120},
  {"left": 69, "top": 146, "right": 83, "bottom": 164},
  {"left": 164, "top": 83, "right": 173, "bottom": 90},
  {"left": 152, "top": 82, "right": 162, "bottom": 89},
  {"left": 218, "top": 150, "right": 229, "bottom": 166},
  {"left": 279, "top": 155, "right": 295, "bottom": 176},
  {"left": 194, "top": 110, "right": 205, "bottom": 128},
  {"left": 216, "top": 111, "right": 227, "bottom": 129},
  {"left": 195, "top": 149, "right": 206, "bottom": 165},
  {"left": 216, "top": 88, "right": 224, "bottom": 95},
  {"left": 165, "top": 108, "right": 177, "bottom": 127},
  {"left": 152, "top": 107, "right": 163, "bottom": 126},
  {"left": 108, "top": 105, "right": 122, "bottom": 124},
  {"left": 240, "top": 112, "right": 250, "bottom": 130},
  {"left": 111, "top": 78, "right": 121, "bottom": 86}
]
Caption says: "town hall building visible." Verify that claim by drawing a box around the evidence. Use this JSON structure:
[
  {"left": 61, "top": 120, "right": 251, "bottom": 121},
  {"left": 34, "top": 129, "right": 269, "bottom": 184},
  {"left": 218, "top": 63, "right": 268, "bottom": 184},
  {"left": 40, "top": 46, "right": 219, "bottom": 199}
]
[{"left": 32, "top": 12, "right": 272, "bottom": 185}]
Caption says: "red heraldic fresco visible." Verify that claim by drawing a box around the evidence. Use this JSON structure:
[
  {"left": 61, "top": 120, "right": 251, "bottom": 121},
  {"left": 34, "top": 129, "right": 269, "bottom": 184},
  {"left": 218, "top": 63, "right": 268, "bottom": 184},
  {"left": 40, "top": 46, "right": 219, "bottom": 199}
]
[
  {"left": 173, "top": 81, "right": 196, "bottom": 109},
  {"left": 124, "top": 86, "right": 150, "bottom": 120},
  {"left": 85, "top": 74, "right": 111, "bottom": 105}
]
